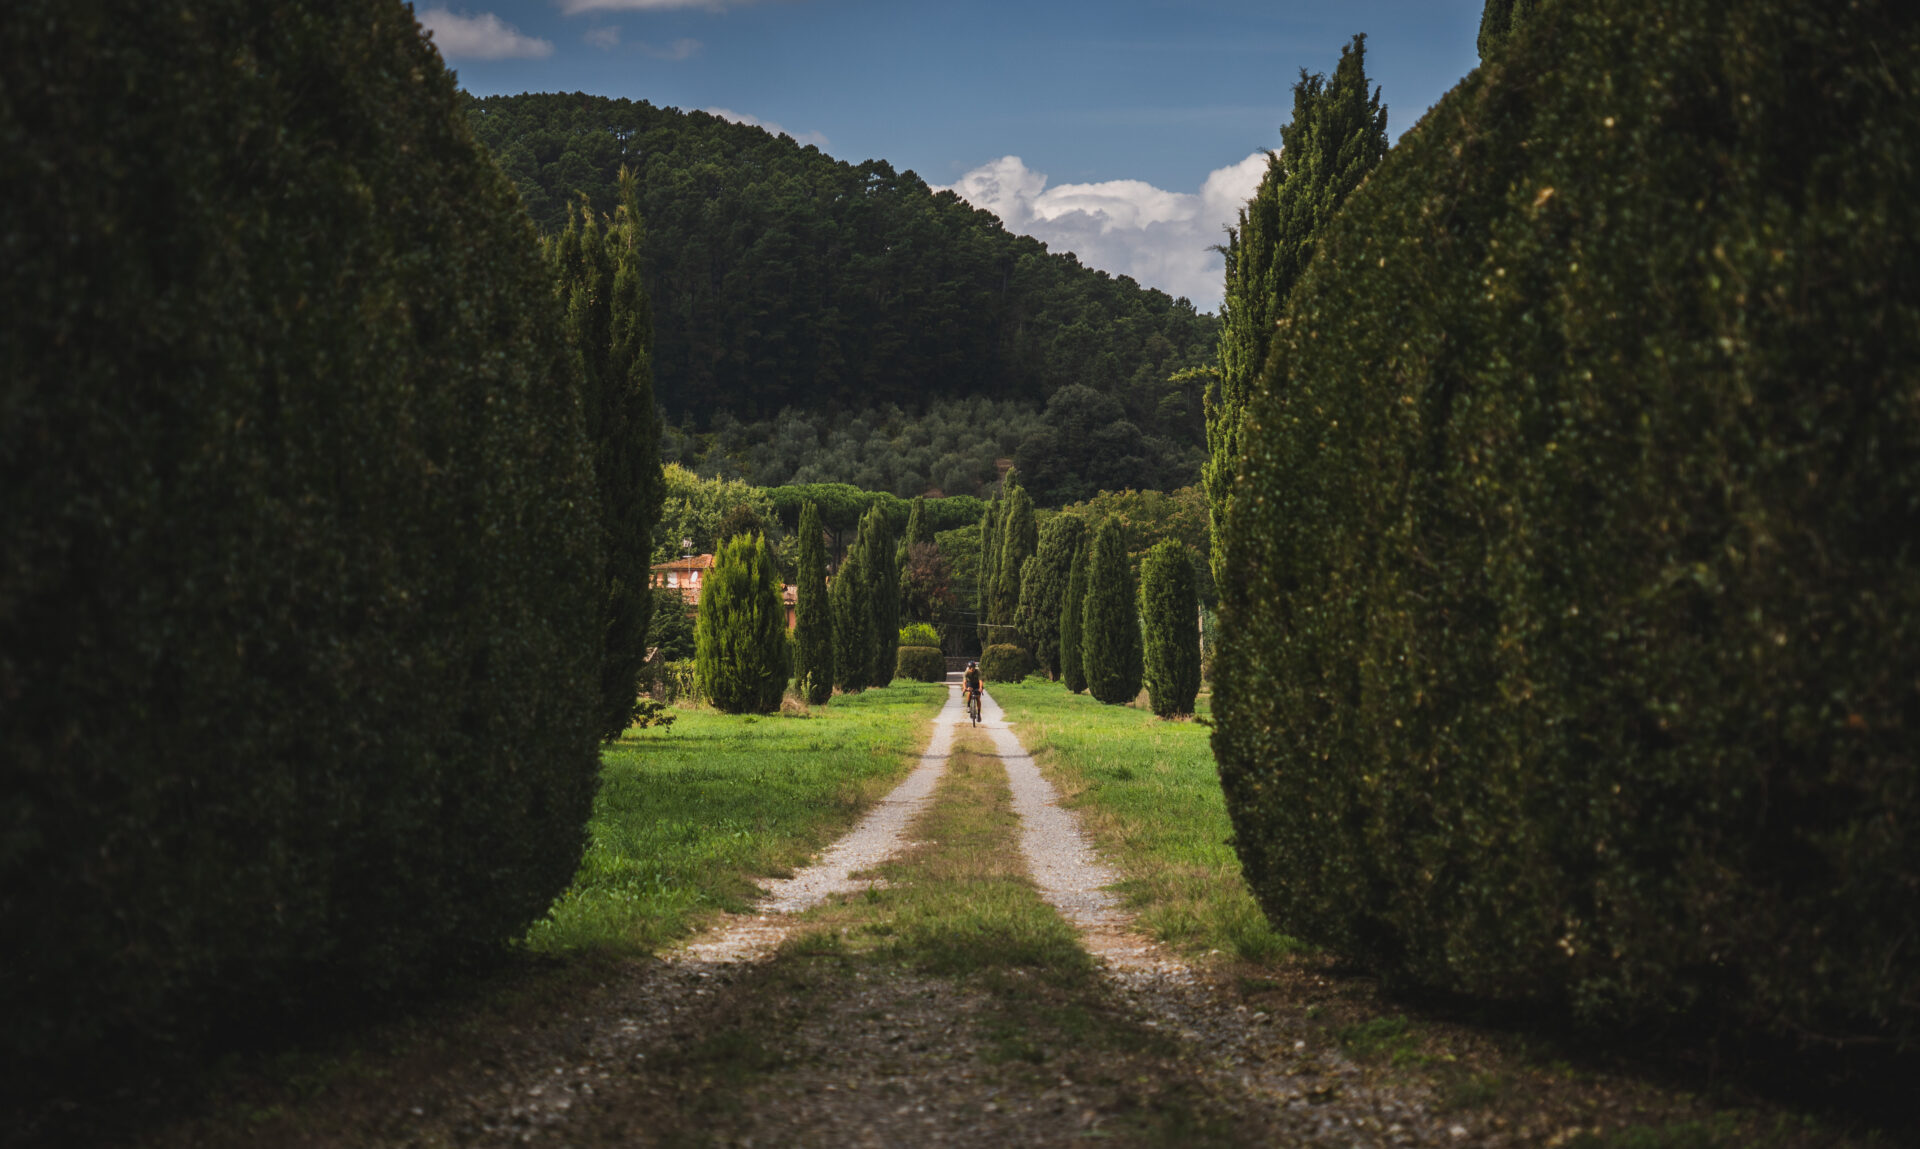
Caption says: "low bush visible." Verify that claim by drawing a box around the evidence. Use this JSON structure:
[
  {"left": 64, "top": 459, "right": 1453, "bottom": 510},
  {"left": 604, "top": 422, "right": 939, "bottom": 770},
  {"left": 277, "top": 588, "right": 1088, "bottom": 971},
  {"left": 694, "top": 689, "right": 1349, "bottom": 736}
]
[
  {"left": 895, "top": 645, "right": 947, "bottom": 683},
  {"left": 1214, "top": 0, "right": 1920, "bottom": 1047},
  {"left": 898, "top": 622, "right": 941, "bottom": 648},
  {"left": 979, "top": 644, "right": 1036, "bottom": 683}
]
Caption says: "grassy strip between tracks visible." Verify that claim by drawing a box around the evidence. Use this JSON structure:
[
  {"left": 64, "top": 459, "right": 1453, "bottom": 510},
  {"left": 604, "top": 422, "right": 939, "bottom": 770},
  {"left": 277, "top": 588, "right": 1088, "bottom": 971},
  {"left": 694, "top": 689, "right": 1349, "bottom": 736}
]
[
  {"left": 984, "top": 679, "right": 1296, "bottom": 962},
  {"left": 526, "top": 681, "right": 949, "bottom": 955}
]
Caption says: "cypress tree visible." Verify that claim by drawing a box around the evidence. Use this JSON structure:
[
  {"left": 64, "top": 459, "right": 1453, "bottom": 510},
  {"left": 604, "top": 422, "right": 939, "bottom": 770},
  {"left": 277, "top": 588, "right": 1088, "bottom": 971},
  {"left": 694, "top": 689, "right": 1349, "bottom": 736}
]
[
  {"left": 831, "top": 544, "right": 873, "bottom": 693},
  {"left": 1140, "top": 540, "right": 1201, "bottom": 718},
  {"left": 857, "top": 505, "right": 900, "bottom": 687},
  {"left": 1016, "top": 514, "right": 1086, "bottom": 678},
  {"left": 1059, "top": 537, "right": 1090, "bottom": 694},
  {"left": 989, "top": 473, "right": 1037, "bottom": 643},
  {"left": 793, "top": 500, "right": 834, "bottom": 705},
  {"left": 904, "top": 495, "right": 934, "bottom": 549},
  {"left": 1477, "top": 0, "right": 1534, "bottom": 58},
  {"left": 975, "top": 498, "right": 999, "bottom": 650},
  {"left": 1205, "top": 35, "right": 1388, "bottom": 588},
  {"left": 695, "top": 533, "right": 791, "bottom": 714},
  {"left": 552, "top": 170, "right": 664, "bottom": 740},
  {"left": 1081, "top": 519, "right": 1142, "bottom": 705}
]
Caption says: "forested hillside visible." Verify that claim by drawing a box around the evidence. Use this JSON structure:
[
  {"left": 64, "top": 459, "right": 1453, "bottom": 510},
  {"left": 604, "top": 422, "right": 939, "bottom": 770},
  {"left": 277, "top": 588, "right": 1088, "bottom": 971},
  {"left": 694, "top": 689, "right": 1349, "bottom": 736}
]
[{"left": 464, "top": 93, "right": 1217, "bottom": 502}]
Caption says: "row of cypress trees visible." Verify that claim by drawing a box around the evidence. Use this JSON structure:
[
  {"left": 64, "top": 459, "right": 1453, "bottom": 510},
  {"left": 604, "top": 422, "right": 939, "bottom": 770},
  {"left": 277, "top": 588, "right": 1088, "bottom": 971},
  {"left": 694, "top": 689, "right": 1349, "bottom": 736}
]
[{"left": 697, "top": 498, "right": 905, "bottom": 713}]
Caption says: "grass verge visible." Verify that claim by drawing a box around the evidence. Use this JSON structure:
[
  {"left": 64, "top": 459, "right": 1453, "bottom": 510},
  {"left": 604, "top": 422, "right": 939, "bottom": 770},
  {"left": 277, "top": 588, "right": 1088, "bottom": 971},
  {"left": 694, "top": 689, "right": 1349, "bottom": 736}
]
[
  {"left": 985, "top": 679, "right": 1293, "bottom": 961},
  {"left": 527, "top": 682, "right": 948, "bottom": 954}
]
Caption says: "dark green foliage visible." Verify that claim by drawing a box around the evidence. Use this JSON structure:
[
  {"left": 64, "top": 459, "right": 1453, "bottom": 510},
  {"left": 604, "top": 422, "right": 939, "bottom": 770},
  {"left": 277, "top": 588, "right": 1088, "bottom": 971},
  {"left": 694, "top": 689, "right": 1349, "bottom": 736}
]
[
  {"left": 1015, "top": 516, "right": 1087, "bottom": 678},
  {"left": 549, "top": 171, "right": 664, "bottom": 741},
  {"left": 1215, "top": 0, "right": 1920, "bottom": 1047},
  {"left": 1205, "top": 35, "right": 1388, "bottom": 587},
  {"left": 1140, "top": 541, "right": 1201, "bottom": 718},
  {"left": 760, "top": 483, "right": 982, "bottom": 562},
  {"left": 976, "top": 500, "right": 1001, "bottom": 649},
  {"left": 1056, "top": 486, "right": 1216, "bottom": 606},
  {"left": 989, "top": 475, "right": 1037, "bottom": 635},
  {"left": 1081, "top": 520, "right": 1143, "bottom": 705},
  {"left": 895, "top": 646, "right": 947, "bottom": 683},
  {"left": 695, "top": 534, "right": 791, "bottom": 714},
  {"left": 979, "top": 644, "right": 1036, "bottom": 684},
  {"left": 0, "top": 0, "right": 601, "bottom": 1079},
  {"left": 648, "top": 587, "right": 698, "bottom": 662},
  {"left": 1059, "top": 539, "right": 1091, "bottom": 694},
  {"left": 1477, "top": 0, "right": 1535, "bottom": 58},
  {"left": 830, "top": 546, "right": 875, "bottom": 693},
  {"left": 463, "top": 94, "right": 1216, "bottom": 434},
  {"left": 793, "top": 502, "right": 834, "bottom": 705},
  {"left": 900, "top": 542, "right": 959, "bottom": 647},
  {"left": 716, "top": 501, "right": 772, "bottom": 545},
  {"left": 854, "top": 506, "right": 901, "bottom": 687},
  {"left": 903, "top": 497, "right": 935, "bottom": 550},
  {"left": 1012, "top": 380, "right": 1208, "bottom": 506}
]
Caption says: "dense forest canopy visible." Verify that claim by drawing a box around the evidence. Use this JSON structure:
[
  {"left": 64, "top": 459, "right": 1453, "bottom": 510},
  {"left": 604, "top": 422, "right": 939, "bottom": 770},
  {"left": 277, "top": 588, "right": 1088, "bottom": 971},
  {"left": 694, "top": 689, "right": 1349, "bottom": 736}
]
[{"left": 463, "top": 92, "right": 1218, "bottom": 503}]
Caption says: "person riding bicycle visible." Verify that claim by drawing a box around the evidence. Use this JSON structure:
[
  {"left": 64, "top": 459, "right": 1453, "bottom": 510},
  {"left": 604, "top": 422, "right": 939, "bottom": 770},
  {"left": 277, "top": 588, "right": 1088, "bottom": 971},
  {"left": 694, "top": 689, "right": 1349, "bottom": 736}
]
[{"left": 962, "top": 660, "right": 982, "bottom": 713}]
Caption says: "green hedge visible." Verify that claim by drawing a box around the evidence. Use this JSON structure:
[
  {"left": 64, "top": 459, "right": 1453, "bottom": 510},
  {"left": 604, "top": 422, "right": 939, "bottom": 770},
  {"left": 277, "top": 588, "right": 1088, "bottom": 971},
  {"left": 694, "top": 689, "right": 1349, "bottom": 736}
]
[
  {"left": 1214, "top": 0, "right": 1920, "bottom": 1047},
  {"left": 980, "top": 644, "right": 1036, "bottom": 684},
  {"left": 0, "top": 0, "right": 602, "bottom": 1079},
  {"left": 895, "top": 646, "right": 947, "bottom": 683}
]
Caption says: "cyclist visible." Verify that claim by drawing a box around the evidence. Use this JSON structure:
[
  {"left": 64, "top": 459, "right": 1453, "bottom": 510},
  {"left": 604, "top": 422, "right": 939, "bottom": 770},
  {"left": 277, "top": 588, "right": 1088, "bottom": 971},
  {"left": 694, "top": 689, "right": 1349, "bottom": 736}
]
[{"left": 961, "top": 660, "right": 983, "bottom": 725}]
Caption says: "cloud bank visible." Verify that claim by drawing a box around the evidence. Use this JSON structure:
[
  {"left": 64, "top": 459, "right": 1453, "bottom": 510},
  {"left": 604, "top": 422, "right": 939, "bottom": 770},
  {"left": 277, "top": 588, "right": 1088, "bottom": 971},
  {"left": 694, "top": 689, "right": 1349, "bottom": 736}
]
[
  {"left": 940, "top": 152, "right": 1268, "bottom": 313},
  {"left": 703, "top": 107, "right": 829, "bottom": 150},
  {"left": 419, "top": 9, "right": 555, "bottom": 59}
]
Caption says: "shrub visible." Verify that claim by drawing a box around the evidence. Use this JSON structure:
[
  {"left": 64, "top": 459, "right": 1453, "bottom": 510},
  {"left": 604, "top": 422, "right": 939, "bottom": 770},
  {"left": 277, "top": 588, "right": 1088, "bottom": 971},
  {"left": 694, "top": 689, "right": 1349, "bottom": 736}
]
[
  {"left": 695, "top": 534, "right": 791, "bottom": 714},
  {"left": 1214, "top": 0, "right": 1920, "bottom": 1047},
  {"left": 895, "top": 646, "right": 947, "bottom": 683},
  {"left": 0, "top": 0, "right": 602, "bottom": 1081},
  {"left": 979, "top": 644, "right": 1036, "bottom": 684},
  {"left": 1081, "top": 519, "right": 1143, "bottom": 705},
  {"left": 1140, "top": 541, "right": 1201, "bottom": 717},
  {"left": 898, "top": 622, "right": 940, "bottom": 648}
]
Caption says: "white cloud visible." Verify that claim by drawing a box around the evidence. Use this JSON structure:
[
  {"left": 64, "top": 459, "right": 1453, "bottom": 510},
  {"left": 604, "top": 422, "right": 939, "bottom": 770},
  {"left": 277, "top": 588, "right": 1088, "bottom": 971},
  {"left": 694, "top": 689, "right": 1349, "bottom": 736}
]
[
  {"left": 939, "top": 152, "right": 1269, "bottom": 312},
  {"left": 584, "top": 25, "right": 620, "bottom": 48},
  {"left": 558, "top": 0, "right": 761, "bottom": 12},
  {"left": 703, "top": 107, "right": 829, "bottom": 150},
  {"left": 420, "top": 9, "right": 555, "bottom": 59}
]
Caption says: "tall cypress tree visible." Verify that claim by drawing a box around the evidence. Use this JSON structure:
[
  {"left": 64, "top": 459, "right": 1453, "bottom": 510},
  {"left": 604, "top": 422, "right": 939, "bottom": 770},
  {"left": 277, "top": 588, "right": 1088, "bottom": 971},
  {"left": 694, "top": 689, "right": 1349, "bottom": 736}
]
[
  {"left": 695, "top": 533, "right": 791, "bottom": 714},
  {"left": 1140, "top": 540, "right": 1201, "bottom": 718},
  {"left": 857, "top": 505, "right": 900, "bottom": 687},
  {"left": 831, "top": 544, "right": 873, "bottom": 693},
  {"left": 1060, "top": 537, "right": 1091, "bottom": 694},
  {"left": 904, "top": 496, "right": 934, "bottom": 549},
  {"left": 1205, "top": 35, "right": 1387, "bottom": 588},
  {"left": 793, "top": 500, "right": 834, "bottom": 705},
  {"left": 1081, "top": 518, "right": 1142, "bottom": 705},
  {"left": 975, "top": 498, "right": 999, "bottom": 651},
  {"left": 1477, "top": 0, "right": 1534, "bottom": 58},
  {"left": 1016, "top": 514, "right": 1087, "bottom": 678},
  {"left": 990, "top": 472, "right": 1037, "bottom": 643},
  {"left": 553, "top": 168, "right": 664, "bottom": 739}
]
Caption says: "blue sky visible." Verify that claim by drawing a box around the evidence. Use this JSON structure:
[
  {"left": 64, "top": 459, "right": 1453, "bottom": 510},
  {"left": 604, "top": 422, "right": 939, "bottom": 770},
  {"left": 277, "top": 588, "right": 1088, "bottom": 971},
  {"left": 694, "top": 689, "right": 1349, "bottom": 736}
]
[{"left": 421, "top": 0, "right": 1485, "bottom": 310}]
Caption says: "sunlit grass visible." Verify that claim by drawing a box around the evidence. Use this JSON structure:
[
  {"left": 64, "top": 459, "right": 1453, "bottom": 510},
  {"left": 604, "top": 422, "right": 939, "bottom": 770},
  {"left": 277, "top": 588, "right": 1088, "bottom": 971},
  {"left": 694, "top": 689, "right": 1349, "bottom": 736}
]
[
  {"left": 987, "top": 679, "right": 1297, "bottom": 961},
  {"left": 525, "top": 682, "right": 947, "bottom": 954}
]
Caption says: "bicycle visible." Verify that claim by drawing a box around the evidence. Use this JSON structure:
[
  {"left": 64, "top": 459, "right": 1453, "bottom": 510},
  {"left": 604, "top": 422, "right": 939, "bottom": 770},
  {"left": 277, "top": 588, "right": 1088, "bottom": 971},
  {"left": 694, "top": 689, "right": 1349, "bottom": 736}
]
[{"left": 966, "top": 689, "right": 982, "bottom": 726}]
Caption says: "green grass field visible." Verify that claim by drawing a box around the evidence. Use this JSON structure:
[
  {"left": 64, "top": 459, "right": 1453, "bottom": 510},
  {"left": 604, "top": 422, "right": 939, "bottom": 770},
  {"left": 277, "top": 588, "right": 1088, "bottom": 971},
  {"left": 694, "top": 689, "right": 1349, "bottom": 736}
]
[
  {"left": 525, "top": 682, "right": 948, "bottom": 954},
  {"left": 987, "top": 680, "right": 1296, "bottom": 961}
]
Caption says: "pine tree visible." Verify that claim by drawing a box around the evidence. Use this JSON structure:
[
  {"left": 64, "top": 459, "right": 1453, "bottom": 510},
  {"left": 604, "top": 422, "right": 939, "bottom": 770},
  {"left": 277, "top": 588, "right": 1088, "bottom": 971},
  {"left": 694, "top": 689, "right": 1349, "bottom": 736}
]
[
  {"left": 1205, "top": 35, "right": 1387, "bottom": 588},
  {"left": 695, "top": 533, "right": 791, "bottom": 714},
  {"left": 552, "top": 168, "right": 664, "bottom": 740},
  {"left": 831, "top": 544, "right": 873, "bottom": 693},
  {"left": 1081, "top": 518, "right": 1142, "bottom": 705},
  {"left": 1016, "top": 514, "right": 1087, "bottom": 678},
  {"left": 989, "top": 474, "right": 1037, "bottom": 643},
  {"left": 793, "top": 500, "right": 834, "bottom": 705},
  {"left": 975, "top": 498, "right": 999, "bottom": 650},
  {"left": 1059, "top": 534, "right": 1091, "bottom": 694},
  {"left": 857, "top": 505, "right": 900, "bottom": 686},
  {"left": 1140, "top": 540, "right": 1201, "bottom": 717}
]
